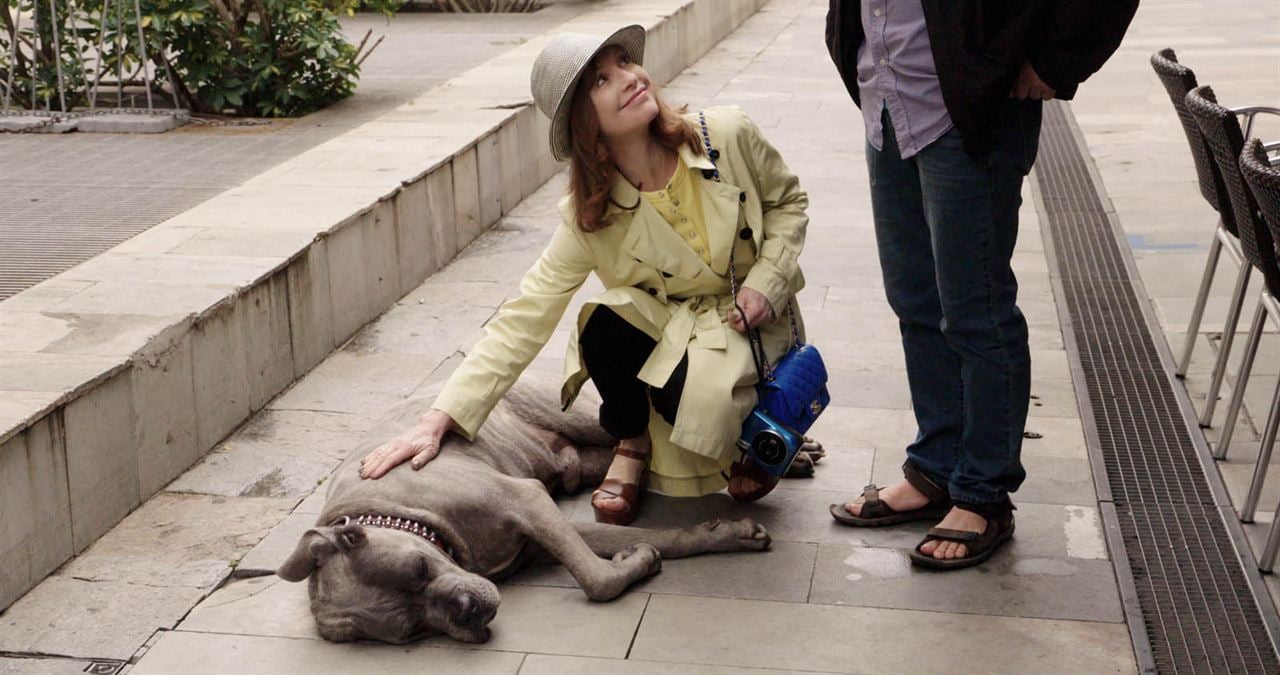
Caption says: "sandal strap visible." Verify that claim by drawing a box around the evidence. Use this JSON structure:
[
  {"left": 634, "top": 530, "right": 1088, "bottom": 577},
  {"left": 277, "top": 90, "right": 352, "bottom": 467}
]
[
  {"left": 862, "top": 484, "right": 882, "bottom": 506},
  {"left": 614, "top": 447, "right": 649, "bottom": 461},
  {"left": 925, "top": 527, "right": 981, "bottom": 542},
  {"left": 593, "top": 478, "right": 639, "bottom": 501},
  {"left": 901, "top": 461, "right": 949, "bottom": 504}
]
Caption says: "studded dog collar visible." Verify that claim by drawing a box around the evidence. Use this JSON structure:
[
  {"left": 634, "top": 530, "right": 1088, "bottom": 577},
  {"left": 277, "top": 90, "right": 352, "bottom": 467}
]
[{"left": 332, "top": 514, "right": 456, "bottom": 561}]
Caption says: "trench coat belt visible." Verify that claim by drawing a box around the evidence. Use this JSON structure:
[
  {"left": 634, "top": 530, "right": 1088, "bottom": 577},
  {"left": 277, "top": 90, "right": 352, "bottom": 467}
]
[{"left": 636, "top": 292, "right": 732, "bottom": 390}]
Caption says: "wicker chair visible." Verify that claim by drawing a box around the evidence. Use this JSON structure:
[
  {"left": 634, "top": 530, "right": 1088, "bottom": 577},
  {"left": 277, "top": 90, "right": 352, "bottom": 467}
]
[
  {"left": 1236, "top": 140, "right": 1280, "bottom": 571},
  {"left": 1150, "top": 49, "right": 1242, "bottom": 380},
  {"left": 1186, "top": 85, "right": 1280, "bottom": 461},
  {"left": 1151, "top": 50, "right": 1280, "bottom": 432}
]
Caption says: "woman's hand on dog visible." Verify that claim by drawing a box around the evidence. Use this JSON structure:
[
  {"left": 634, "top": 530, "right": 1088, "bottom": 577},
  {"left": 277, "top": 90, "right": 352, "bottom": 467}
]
[
  {"left": 360, "top": 409, "right": 455, "bottom": 479},
  {"left": 728, "top": 287, "right": 775, "bottom": 333}
]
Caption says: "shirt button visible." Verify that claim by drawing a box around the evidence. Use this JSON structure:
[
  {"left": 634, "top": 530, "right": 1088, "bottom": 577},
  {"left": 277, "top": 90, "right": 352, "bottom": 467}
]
[
  {"left": 739, "top": 192, "right": 747, "bottom": 202},
  {"left": 879, "top": 57, "right": 888, "bottom": 66},
  {"left": 681, "top": 217, "right": 689, "bottom": 224},
  {"left": 648, "top": 288, "right": 658, "bottom": 296},
  {"left": 873, "top": 8, "right": 882, "bottom": 17}
]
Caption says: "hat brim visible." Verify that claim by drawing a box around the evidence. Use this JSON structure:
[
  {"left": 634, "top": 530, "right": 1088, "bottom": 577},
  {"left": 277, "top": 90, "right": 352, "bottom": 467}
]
[{"left": 548, "top": 24, "right": 647, "bottom": 162}]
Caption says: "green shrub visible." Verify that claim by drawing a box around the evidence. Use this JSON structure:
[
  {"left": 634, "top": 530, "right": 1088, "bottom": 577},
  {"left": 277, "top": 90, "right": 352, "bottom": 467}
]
[{"left": 2, "top": 0, "right": 403, "bottom": 116}]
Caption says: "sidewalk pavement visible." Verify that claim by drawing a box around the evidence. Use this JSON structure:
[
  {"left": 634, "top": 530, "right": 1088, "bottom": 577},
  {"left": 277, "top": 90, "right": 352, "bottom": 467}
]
[{"left": 12, "top": 0, "right": 1277, "bottom": 672}]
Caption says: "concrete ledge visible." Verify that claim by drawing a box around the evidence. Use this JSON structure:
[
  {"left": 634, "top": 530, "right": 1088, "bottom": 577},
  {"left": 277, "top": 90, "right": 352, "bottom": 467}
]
[{"left": 0, "top": 0, "right": 768, "bottom": 611}]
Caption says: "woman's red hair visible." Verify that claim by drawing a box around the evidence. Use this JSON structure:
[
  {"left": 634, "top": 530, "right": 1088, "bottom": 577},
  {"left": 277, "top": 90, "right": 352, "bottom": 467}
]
[{"left": 566, "top": 53, "right": 703, "bottom": 233}]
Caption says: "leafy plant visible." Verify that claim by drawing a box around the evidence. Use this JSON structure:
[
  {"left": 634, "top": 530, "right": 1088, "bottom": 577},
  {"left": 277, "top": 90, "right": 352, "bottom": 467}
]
[{"left": 2, "top": 0, "right": 403, "bottom": 116}]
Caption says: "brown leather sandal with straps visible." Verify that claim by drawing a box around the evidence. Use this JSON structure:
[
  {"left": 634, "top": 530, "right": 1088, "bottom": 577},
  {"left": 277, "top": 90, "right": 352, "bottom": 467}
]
[
  {"left": 829, "top": 461, "right": 952, "bottom": 527},
  {"left": 591, "top": 446, "right": 649, "bottom": 526},
  {"left": 909, "top": 500, "right": 1016, "bottom": 571}
]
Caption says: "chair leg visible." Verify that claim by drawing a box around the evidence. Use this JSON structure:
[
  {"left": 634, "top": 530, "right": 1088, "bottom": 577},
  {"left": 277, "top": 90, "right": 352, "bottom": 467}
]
[
  {"left": 1240, "top": 370, "right": 1280, "bottom": 524},
  {"left": 1214, "top": 295, "right": 1266, "bottom": 460},
  {"left": 1261, "top": 494, "right": 1280, "bottom": 574},
  {"left": 1178, "top": 230, "right": 1224, "bottom": 379},
  {"left": 1200, "top": 263, "right": 1253, "bottom": 428}
]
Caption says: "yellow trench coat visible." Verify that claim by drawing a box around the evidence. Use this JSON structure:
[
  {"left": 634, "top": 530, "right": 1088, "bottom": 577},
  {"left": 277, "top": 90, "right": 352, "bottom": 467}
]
[{"left": 432, "top": 106, "right": 809, "bottom": 496}]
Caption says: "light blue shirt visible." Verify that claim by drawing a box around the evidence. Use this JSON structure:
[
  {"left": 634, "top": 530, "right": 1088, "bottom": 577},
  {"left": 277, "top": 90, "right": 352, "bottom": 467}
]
[{"left": 855, "top": 0, "right": 954, "bottom": 159}]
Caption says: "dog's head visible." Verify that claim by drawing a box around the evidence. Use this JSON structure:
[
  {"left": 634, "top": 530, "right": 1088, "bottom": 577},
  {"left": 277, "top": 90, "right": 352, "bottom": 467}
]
[{"left": 277, "top": 521, "right": 499, "bottom": 644}]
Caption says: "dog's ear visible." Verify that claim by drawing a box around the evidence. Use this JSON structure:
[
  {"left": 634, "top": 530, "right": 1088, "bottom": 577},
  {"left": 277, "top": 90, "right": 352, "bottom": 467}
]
[
  {"left": 277, "top": 529, "right": 337, "bottom": 582},
  {"left": 334, "top": 522, "right": 367, "bottom": 551}
]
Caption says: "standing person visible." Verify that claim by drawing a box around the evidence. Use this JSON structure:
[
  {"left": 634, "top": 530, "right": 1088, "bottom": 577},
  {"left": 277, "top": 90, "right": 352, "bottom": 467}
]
[
  {"left": 825, "top": 1, "right": 1136, "bottom": 569},
  {"left": 359, "top": 25, "right": 811, "bottom": 524}
]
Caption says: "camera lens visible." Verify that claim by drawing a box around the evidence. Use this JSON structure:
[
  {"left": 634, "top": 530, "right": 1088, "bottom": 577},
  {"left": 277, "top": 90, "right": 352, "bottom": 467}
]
[{"left": 752, "top": 431, "right": 787, "bottom": 465}]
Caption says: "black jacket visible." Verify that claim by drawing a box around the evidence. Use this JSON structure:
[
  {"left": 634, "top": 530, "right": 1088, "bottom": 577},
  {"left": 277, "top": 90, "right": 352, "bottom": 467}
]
[{"left": 825, "top": 0, "right": 1137, "bottom": 159}]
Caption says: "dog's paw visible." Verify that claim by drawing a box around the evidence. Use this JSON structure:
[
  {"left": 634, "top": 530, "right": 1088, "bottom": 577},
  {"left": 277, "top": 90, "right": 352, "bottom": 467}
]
[
  {"left": 799, "top": 438, "right": 826, "bottom": 463},
  {"left": 783, "top": 452, "right": 816, "bottom": 479},
  {"left": 613, "top": 543, "right": 662, "bottom": 576},
  {"left": 700, "top": 518, "right": 771, "bottom": 552}
]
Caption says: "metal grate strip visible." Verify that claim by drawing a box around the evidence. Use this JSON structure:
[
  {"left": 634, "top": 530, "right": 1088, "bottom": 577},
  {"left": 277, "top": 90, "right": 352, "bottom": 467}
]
[{"left": 1035, "top": 100, "right": 1280, "bottom": 672}]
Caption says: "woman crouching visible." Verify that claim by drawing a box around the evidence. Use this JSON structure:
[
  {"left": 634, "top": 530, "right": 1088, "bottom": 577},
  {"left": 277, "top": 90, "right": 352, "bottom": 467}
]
[{"left": 358, "top": 25, "right": 810, "bottom": 525}]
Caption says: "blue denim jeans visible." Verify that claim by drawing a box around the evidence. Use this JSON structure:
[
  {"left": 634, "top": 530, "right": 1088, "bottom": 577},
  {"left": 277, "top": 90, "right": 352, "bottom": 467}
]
[{"left": 866, "top": 102, "right": 1040, "bottom": 505}]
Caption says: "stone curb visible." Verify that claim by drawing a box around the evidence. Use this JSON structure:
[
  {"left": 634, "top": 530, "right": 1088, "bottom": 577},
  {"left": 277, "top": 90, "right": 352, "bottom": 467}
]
[{"left": 0, "top": 0, "right": 768, "bottom": 613}]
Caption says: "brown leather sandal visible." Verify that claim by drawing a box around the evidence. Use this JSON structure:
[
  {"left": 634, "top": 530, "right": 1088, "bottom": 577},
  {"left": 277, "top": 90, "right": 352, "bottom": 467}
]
[
  {"left": 909, "top": 501, "right": 1016, "bottom": 571},
  {"left": 829, "top": 461, "right": 951, "bottom": 527},
  {"left": 592, "top": 446, "right": 649, "bottom": 526},
  {"left": 727, "top": 457, "right": 782, "bottom": 502}
]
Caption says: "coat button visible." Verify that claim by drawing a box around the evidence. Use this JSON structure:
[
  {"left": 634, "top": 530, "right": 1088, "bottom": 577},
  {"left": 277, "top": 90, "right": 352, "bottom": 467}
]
[
  {"left": 739, "top": 227, "right": 753, "bottom": 240},
  {"left": 708, "top": 149, "right": 721, "bottom": 161},
  {"left": 648, "top": 288, "right": 658, "bottom": 296},
  {"left": 661, "top": 271, "right": 673, "bottom": 278},
  {"left": 739, "top": 192, "right": 747, "bottom": 202},
  {"left": 701, "top": 169, "right": 717, "bottom": 180}
]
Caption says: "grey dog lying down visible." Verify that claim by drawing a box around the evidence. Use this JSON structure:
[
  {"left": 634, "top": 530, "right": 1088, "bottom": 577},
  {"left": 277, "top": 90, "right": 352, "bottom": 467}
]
[{"left": 277, "top": 372, "right": 823, "bottom": 645}]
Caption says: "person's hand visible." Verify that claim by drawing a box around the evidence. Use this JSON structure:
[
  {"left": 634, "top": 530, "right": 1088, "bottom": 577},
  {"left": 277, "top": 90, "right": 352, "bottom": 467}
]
[
  {"left": 1010, "top": 62, "right": 1055, "bottom": 101},
  {"left": 359, "top": 409, "right": 455, "bottom": 479},
  {"left": 728, "top": 287, "right": 776, "bottom": 333}
]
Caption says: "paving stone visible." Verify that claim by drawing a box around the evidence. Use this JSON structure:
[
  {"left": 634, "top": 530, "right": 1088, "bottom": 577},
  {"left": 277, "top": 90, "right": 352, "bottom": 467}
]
[
  {"left": 75, "top": 113, "right": 184, "bottom": 133},
  {"left": 129, "top": 631, "right": 524, "bottom": 675},
  {"left": 234, "top": 510, "right": 320, "bottom": 577},
  {"left": 179, "top": 576, "right": 648, "bottom": 659},
  {"left": 268, "top": 350, "right": 438, "bottom": 417},
  {"left": 809, "top": 543, "right": 1123, "bottom": 623},
  {"left": 167, "top": 409, "right": 368, "bottom": 499},
  {"left": 60, "top": 493, "right": 293, "bottom": 590},
  {"left": 869, "top": 446, "right": 1098, "bottom": 507},
  {"left": 508, "top": 540, "right": 818, "bottom": 604},
  {"left": 295, "top": 484, "right": 329, "bottom": 515},
  {"left": 0, "top": 576, "right": 205, "bottom": 661},
  {"left": 630, "top": 594, "right": 1134, "bottom": 674},
  {"left": 0, "top": 656, "right": 96, "bottom": 675},
  {"left": 0, "top": 351, "right": 122, "bottom": 395},
  {"left": 518, "top": 655, "right": 828, "bottom": 675},
  {"left": 342, "top": 301, "right": 490, "bottom": 361},
  {"left": 771, "top": 445, "right": 874, "bottom": 494}
]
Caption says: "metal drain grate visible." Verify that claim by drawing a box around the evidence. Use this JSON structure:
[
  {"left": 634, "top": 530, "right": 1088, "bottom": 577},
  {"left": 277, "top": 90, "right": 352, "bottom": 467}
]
[{"left": 1035, "top": 101, "right": 1280, "bottom": 672}]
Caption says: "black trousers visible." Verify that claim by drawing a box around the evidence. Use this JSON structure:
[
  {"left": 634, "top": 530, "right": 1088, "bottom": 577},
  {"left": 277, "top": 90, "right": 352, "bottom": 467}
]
[{"left": 579, "top": 306, "right": 688, "bottom": 440}]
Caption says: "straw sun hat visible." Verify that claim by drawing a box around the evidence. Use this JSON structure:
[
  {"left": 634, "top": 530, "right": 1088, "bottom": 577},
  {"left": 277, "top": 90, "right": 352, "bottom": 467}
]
[{"left": 530, "top": 24, "right": 647, "bottom": 162}]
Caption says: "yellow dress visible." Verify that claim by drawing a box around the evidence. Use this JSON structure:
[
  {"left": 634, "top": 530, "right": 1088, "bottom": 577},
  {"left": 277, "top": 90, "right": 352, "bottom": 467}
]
[{"left": 639, "top": 157, "right": 735, "bottom": 495}]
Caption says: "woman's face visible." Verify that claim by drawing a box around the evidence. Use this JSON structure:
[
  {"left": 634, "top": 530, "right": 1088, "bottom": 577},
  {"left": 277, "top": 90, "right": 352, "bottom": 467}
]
[{"left": 586, "top": 47, "right": 659, "bottom": 139}]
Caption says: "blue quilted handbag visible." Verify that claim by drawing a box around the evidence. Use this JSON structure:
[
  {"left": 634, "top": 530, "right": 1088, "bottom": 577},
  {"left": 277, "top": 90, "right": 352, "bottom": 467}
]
[
  {"left": 758, "top": 342, "right": 830, "bottom": 435},
  {"left": 698, "top": 111, "right": 830, "bottom": 436}
]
